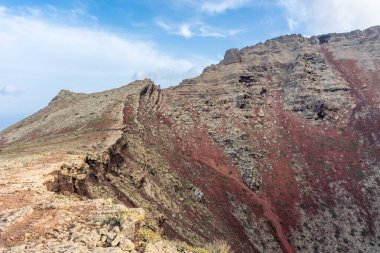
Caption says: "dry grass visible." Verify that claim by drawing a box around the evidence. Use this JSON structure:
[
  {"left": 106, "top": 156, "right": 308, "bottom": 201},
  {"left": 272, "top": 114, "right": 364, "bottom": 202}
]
[
  {"left": 176, "top": 241, "right": 208, "bottom": 253},
  {"left": 205, "top": 240, "right": 233, "bottom": 253},
  {"left": 138, "top": 227, "right": 162, "bottom": 243}
]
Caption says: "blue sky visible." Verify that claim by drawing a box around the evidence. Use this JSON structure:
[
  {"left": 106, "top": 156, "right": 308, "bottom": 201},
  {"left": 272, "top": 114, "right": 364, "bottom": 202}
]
[{"left": 1, "top": 0, "right": 380, "bottom": 130}]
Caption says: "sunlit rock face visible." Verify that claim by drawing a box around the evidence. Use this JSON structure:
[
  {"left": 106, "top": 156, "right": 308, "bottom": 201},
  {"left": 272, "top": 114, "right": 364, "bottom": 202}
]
[{"left": 1, "top": 26, "right": 380, "bottom": 253}]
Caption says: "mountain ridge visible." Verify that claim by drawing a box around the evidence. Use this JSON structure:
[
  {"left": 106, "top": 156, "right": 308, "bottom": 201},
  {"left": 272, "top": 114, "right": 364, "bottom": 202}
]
[{"left": 1, "top": 26, "right": 380, "bottom": 253}]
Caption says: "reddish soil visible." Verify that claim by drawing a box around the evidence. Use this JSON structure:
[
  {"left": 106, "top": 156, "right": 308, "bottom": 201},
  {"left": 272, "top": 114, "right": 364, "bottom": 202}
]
[
  {"left": 0, "top": 191, "right": 33, "bottom": 211},
  {"left": 131, "top": 104, "right": 296, "bottom": 253},
  {"left": 0, "top": 139, "right": 6, "bottom": 146},
  {"left": 123, "top": 105, "right": 134, "bottom": 124},
  {"left": 188, "top": 128, "right": 295, "bottom": 253},
  {"left": 0, "top": 209, "right": 56, "bottom": 247}
]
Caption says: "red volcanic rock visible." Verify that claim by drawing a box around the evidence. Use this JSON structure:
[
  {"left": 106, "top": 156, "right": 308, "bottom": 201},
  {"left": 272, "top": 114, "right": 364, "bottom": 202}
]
[{"left": 1, "top": 26, "right": 380, "bottom": 253}]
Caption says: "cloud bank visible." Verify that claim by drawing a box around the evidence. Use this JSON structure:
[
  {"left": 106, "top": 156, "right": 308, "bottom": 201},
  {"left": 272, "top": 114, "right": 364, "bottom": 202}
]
[
  {"left": 0, "top": 5, "right": 213, "bottom": 129},
  {"left": 279, "top": 0, "right": 380, "bottom": 34},
  {"left": 0, "top": 6, "right": 205, "bottom": 88}
]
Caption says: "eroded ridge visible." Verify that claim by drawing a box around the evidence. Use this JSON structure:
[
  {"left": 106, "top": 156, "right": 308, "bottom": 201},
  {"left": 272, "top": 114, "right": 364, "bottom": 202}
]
[{"left": 1, "top": 27, "right": 380, "bottom": 253}]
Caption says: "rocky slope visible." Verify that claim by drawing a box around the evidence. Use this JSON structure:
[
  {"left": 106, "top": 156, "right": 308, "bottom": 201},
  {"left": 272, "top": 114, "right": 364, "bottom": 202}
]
[{"left": 1, "top": 26, "right": 380, "bottom": 253}]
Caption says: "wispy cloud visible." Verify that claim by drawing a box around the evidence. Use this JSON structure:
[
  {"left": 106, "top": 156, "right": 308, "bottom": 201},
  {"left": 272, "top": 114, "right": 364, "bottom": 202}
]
[
  {"left": 2, "top": 4, "right": 98, "bottom": 25},
  {"left": 179, "top": 24, "right": 193, "bottom": 38},
  {"left": 155, "top": 19, "right": 242, "bottom": 38},
  {"left": 279, "top": 0, "right": 380, "bottom": 34},
  {"left": 157, "top": 19, "right": 193, "bottom": 38},
  {"left": 0, "top": 85, "right": 21, "bottom": 96},
  {"left": 199, "top": 25, "right": 241, "bottom": 37},
  {"left": 156, "top": 19, "right": 171, "bottom": 30},
  {"left": 0, "top": 5, "right": 215, "bottom": 122},
  {"left": 0, "top": 6, "right": 208, "bottom": 87},
  {"left": 201, "top": 0, "right": 251, "bottom": 14}
]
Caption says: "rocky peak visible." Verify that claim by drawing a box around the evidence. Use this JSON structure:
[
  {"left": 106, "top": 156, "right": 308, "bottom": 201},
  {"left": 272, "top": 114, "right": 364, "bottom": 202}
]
[
  {"left": 1, "top": 26, "right": 380, "bottom": 253},
  {"left": 221, "top": 48, "right": 242, "bottom": 65},
  {"left": 309, "top": 25, "right": 380, "bottom": 44},
  {"left": 49, "top": 89, "right": 78, "bottom": 104}
]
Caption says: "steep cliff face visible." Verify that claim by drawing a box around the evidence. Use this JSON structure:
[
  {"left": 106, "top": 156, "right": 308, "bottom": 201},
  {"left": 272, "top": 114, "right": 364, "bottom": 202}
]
[{"left": 1, "top": 26, "right": 380, "bottom": 253}]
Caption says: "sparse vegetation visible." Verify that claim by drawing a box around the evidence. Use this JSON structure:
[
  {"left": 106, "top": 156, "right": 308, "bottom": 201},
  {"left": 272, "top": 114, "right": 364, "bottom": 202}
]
[
  {"left": 1, "top": 28, "right": 380, "bottom": 253},
  {"left": 205, "top": 240, "right": 233, "bottom": 253},
  {"left": 138, "top": 227, "right": 162, "bottom": 242},
  {"left": 177, "top": 242, "right": 209, "bottom": 253}
]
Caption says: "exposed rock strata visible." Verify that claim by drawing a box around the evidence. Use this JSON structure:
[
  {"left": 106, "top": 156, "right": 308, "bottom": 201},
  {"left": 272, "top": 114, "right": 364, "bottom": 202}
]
[{"left": 1, "top": 26, "right": 380, "bottom": 253}]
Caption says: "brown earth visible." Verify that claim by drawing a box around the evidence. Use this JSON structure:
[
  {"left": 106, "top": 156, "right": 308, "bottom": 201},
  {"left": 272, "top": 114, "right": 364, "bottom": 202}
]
[{"left": 1, "top": 26, "right": 380, "bottom": 253}]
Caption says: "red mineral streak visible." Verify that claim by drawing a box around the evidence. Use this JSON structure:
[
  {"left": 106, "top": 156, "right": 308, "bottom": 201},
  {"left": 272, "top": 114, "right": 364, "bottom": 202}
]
[
  {"left": 123, "top": 105, "right": 134, "bottom": 124},
  {"left": 142, "top": 107, "right": 296, "bottom": 253},
  {"left": 188, "top": 128, "right": 295, "bottom": 253}
]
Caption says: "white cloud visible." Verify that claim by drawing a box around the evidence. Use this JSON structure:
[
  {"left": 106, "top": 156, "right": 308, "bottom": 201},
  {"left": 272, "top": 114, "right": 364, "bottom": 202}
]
[
  {"left": 155, "top": 19, "right": 194, "bottom": 38},
  {"left": 0, "top": 6, "right": 214, "bottom": 120},
  {"left": 201, "top": 0, "right": 251, "bottom": 14},
  {"left": 155, "top": 19, "right": 242, "bottom": 38},
  {"left": 156, "top": 20, "right": 171, "bottom": 31},
  {"left": 0, "top": 85, "right": 21, "bottom": 96},
  {"left": 199, "top": 25, "right": 241, "bottom": 37},
  {"left": 279, "top": 0, "right": 380, "bottom": 34},
  {"left": 179, "top": 24, "right": 193, "bottom": 38},
  {"left": 0, "top": 8, "right": 203, "bottom": 87}
]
